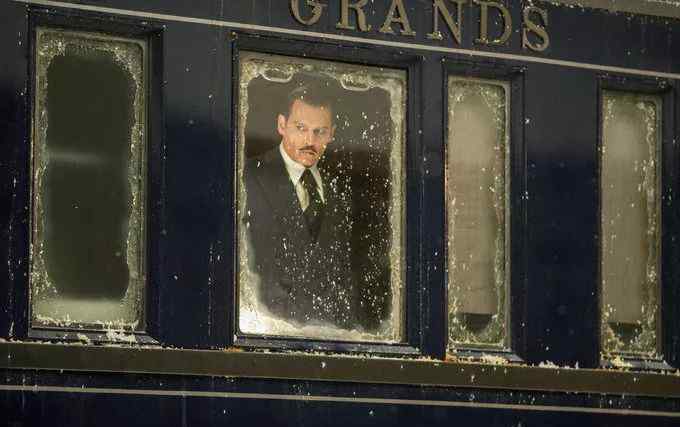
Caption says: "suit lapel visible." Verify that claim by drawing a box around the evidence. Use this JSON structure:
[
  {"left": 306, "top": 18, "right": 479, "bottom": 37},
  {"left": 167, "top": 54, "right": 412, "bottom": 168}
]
[
  {"left": 254, "top": 148, "right": 315, "bottom": 245},
  {"left": 255, "top": 148, "right": 299, "bottom": 216}
]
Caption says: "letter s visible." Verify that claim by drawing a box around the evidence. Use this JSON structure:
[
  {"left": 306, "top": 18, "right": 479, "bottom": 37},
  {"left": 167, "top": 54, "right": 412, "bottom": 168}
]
[{"left": 523, "top": 6, "right": 550, "bottom": 52}]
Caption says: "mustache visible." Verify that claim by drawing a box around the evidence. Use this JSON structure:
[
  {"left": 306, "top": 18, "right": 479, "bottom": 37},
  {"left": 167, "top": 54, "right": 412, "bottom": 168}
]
[{"left": 298, "top": 146, "right": 319, "bottom": 154}]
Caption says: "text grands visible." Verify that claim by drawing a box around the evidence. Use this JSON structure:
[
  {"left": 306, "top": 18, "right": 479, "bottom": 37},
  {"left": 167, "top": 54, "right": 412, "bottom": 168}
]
[{"left": 291, "top": 0, "right": 550, "bottom": 52}]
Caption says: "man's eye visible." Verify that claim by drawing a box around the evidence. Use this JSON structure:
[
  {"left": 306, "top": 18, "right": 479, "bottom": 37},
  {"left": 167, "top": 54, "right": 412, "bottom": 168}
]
[
  {"left": 296, "top": 124, "right": 306, "bottom": 132},
  {"left": 314, "top": 129, "right": 328, "bottom": 137}
]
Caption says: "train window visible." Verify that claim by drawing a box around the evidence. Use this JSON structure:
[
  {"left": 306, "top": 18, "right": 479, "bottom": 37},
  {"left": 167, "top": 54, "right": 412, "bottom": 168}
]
[
  {"left": 446, "top": 77, "right": 510, "bottom": 351},
  {"left": 600, "top": 90, "right": 661, "bottom": 358},
  {"left": 30, "top": 28, "right": 147, "bottom": 332},
  {"left": 236, "top": 51, "right": 406, "bottom": 343}
]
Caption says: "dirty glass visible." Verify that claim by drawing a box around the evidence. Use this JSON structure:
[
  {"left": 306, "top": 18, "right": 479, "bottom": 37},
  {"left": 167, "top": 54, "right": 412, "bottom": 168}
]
[
  {"left": 447, "top": 77, "right": 509, "bottom": 351},
  {"left": 237, "top": 51, "right": 405, "bottom": 342},
  {"left": 601, "top": 91, "right": 660, "bottom": 357},
  {"left": 31, "top": 28, "right": 147, "bottom": 332}
]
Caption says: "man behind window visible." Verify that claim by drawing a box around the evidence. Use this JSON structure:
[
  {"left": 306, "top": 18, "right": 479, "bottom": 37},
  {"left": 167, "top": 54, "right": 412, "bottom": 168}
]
[{"left": 243, "top": 77, "right": 357, "bottom": 329}]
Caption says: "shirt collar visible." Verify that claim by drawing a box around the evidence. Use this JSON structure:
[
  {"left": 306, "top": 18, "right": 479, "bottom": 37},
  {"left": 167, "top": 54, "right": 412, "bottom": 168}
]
[{"left": 279, "top": 143, "right": 324, "bottom": 192}]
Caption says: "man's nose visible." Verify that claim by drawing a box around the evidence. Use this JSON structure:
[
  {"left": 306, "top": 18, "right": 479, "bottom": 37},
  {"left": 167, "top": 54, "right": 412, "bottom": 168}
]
[
  {"left": 303, "top": 129, "right": 314, "bottom": 143},
  {"left": 304, "top": 130, "right": 319, "bottom": 144}
]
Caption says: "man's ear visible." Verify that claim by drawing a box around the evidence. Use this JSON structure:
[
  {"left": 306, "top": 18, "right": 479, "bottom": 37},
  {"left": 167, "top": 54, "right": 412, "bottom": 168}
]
[{"left": 277, "top": 114, "right": 287, "bottom": 137}]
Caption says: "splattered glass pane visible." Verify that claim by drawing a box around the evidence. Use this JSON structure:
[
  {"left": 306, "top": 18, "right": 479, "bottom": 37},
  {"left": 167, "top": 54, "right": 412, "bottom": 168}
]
[
  {"left": 31, "top": 29, "right": 146, "bottom": 330},
  {"left": 601, "top": 91, "right": 660, "bottom": 357},
  {"left": 237, "top": 52, "right": 405, "bottom": 342},
  {"left": 447, "top": 77, "right": 509, "bottom": 351}
]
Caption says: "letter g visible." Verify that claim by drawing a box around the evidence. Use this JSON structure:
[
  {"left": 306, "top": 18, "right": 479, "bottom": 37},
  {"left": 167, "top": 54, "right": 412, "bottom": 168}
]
[{"left": 291, "top": 0, "right": 327, "bottom": 26}]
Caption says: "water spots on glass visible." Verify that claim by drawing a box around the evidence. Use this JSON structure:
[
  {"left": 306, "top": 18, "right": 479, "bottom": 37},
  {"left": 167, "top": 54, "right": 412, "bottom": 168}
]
[
  {"left": 30, "top": 28, "right": 147, "bottom": 331},
  {"left": 601, "top": 91, "right": 660, "bottom": 358},
  {"left": 447, "top": 78, "right": 510, "bottom": 351},
  {"left": 236, "top": 52, "right": 406, "bottom": 342}
]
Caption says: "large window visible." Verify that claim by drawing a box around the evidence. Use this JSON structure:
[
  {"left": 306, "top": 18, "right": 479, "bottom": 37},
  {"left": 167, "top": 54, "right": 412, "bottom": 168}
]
[{"left": 236, "top": 51, "right": 406, "bottom": 343}]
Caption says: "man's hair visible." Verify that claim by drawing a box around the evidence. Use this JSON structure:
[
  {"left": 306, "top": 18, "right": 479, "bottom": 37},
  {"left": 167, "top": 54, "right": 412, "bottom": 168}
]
[{"left": 284, "top": 75, "right": 339, "bottom": 119}]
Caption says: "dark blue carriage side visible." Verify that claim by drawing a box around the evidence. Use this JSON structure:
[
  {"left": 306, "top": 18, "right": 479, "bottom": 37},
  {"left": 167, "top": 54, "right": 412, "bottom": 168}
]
[{"left": 2, "top": 1, "right": 680, "bottom": 425}]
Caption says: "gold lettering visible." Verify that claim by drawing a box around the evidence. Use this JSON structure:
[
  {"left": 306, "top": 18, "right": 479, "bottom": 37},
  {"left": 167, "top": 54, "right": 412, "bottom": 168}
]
[
  {"left": 379, "top": 0, "right": 416, "bottom": 37},
  {"left": 474, "top": 0, "right": 511, "bottom": 46},
  {"left": 337, "top": 0, "right": 372, "bottom": 32},
  {"left": 290, "top": 0, "right": 326, "bottom": 26},
  {"left": 427, "top": 0, "right": 466, "bottom": 43},
  {"left": 523, "top": 6, "right": 550, "bottom": 52},
  {"left": 427, "top": 0, "right": 467, "bottom": 44}
]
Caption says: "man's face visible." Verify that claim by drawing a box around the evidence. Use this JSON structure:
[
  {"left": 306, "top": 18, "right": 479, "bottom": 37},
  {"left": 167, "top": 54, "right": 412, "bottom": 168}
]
[{"left": 278, "top": 99, "right": 335, "bottom": 168}]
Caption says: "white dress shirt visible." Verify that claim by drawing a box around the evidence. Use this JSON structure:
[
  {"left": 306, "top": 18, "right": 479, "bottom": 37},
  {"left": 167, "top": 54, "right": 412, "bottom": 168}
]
[{"left": 279, "top": 143, "right": 325, "bottom": 211}]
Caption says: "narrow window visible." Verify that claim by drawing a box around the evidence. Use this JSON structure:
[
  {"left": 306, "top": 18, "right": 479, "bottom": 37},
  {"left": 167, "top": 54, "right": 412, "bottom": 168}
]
[
  {"left": 600, "top": 91, "right": 660, "bottom": 357},
  {"left": 447, "top": 77, "right": 509, "bottom": 351},
  {"left": 31, "top": 29, "right": 147, "bottom": 331},
  {"left": 237, "top": 51, "right": 406, "bottom": 342}
]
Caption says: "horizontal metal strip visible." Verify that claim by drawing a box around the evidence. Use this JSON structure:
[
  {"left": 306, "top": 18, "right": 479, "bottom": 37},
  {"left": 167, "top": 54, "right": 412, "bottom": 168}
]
[
  {"left": 2, "top": 342, "right": 680, "bottom": 399},
  {"left": 0, "top": 384, "right": 679, "bottom": 418},
  {"left": 551, "top": 0, "right": 680, "bottom": 19},
  {"left": 13, "top": 0, "right": 680, "bottom": 80}
]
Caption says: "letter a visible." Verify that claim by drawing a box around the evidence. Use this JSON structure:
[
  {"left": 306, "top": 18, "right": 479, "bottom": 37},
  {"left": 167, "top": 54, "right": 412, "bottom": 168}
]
[{"left": 379, "top": 0, "right": 416, "bottom": 36}]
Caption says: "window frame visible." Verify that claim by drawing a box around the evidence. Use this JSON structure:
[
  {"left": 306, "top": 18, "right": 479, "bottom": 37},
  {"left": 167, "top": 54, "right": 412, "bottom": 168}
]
[
  {"left": 15, "top": 11, "right": 165, "bottom": 345},
  {"left": 596, "top": 74, "right": 678, "bottom": 370},
  {"left": 442, "top": 59, "right": 528, "bottom": 362},
  {"left": 229, "top": 33, "right": 428, "bottom": 356}
]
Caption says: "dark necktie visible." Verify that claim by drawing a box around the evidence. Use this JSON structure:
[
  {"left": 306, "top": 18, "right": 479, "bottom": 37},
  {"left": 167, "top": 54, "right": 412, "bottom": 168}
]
[{"left": 300, "top": 168, "right": 324, "bottom": 239}]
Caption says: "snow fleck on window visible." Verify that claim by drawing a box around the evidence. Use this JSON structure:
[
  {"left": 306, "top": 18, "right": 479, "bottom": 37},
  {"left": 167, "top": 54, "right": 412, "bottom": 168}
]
[
  {"left": 30, "top": 29, "right": 147, "bottom": 331},
  {"left": 447, "top": 78, "right": 510, "bottom": 351},
  {"left": 601, "top": 91, "right": 661, "bottom": 358}
]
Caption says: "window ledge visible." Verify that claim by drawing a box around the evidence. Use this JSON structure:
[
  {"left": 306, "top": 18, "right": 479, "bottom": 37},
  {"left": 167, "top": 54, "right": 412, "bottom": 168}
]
[{"left": 2, "top": 341, "right": 679, "bottom": 398}]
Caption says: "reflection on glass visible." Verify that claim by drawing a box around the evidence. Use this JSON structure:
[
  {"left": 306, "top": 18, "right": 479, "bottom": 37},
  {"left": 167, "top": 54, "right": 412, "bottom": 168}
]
[
  {"left": 601, "top": 91, "right": 660, "bottom": 357},
  {"left": 447, "top": 77, "right": 509, "bottom": 350},
  {"left": 31, "top": 29, "right": 146, "bottom": 330},
  {"left": 237, "top": 51, "right": 405, "bottom": 342}
]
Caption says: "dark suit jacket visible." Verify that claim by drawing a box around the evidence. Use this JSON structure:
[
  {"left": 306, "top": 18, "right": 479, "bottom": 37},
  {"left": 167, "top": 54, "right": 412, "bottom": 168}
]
[{"left": 243, "top": 147, "right": 355, "bottom": 328}]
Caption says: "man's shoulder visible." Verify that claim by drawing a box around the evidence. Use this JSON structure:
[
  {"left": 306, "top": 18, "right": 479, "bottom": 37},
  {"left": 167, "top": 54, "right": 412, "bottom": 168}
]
[
  {"left": 246, "top": 146, "right": 279, "bottom": 169},
  {"left": 245, "top": 146, "right": 283, "bottom": 181}
]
